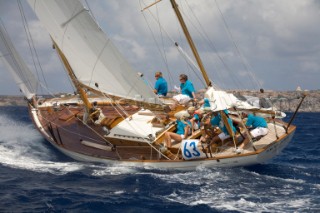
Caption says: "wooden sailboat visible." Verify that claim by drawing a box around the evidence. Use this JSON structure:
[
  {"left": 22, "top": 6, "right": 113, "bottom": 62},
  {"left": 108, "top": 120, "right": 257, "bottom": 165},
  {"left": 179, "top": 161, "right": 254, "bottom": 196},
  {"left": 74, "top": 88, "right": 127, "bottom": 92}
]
[{"left": 0, "top": 0, "right": 304, "bottom": 170}]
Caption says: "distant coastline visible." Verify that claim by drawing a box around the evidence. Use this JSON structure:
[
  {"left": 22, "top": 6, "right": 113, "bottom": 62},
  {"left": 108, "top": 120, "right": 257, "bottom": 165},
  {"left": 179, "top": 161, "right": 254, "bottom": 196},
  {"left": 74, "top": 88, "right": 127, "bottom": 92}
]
[
  {"left": 227, "top": 90, "right": 320, "bottom": 112},
  {"left": 0, "top": 90, "right": 319, "bottom": 112},
  {"left": 0, "top": 95, "right": 27, "bottom": 107}
]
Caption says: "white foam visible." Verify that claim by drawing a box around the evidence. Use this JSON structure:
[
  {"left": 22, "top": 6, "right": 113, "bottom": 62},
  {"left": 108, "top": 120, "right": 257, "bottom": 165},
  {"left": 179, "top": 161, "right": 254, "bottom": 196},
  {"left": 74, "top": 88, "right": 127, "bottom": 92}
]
[
  {"left": 163, "top": 185, "right": 312, "bottom": 212},
  {"left": 91, "top": 165, "right": 139, "bottom": 176},
  {"left": 145, "top": 167, "right": 314, "bottom": 212},
  {"left": 113, "top": 190, "right": 125, "bottom": 195},
  {"left": 242, "top": 167, "right": 306, "bottom": 184},
  {"left": 0, "top": 114, "right": 83, "bottom": 174}
]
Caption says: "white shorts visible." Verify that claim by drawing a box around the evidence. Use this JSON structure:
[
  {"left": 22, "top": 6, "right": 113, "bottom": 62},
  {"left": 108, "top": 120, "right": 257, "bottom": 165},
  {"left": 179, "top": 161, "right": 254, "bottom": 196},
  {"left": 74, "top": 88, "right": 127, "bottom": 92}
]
[
  {"left": 218, "top": 132, "right": 230, "bottom": 141},
  {"left": 173, "top": 94, "right": 191, "bottom": 104},
  {"left": 193, "top": 123, "right": 199, "bottom": 130},
  {"left": 250, "top": 127, "right": 268, "bottom": 138}
]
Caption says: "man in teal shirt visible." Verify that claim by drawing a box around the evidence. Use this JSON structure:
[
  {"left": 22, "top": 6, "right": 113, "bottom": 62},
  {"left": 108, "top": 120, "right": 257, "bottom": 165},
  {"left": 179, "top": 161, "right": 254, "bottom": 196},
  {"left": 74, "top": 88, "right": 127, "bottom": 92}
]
[
  {"left": 236, "top": 112, "right": 269, "bottom": 153},
  {"left": 245, "top": 113, "right": 268, "bottom": 129},
  {"left": 180, "top": 74, "right": 196, "bottom": 98},
  {"left": 173, "top": 74, "right": 196, "bottom": 105},
  {"left": 154, "top": 71, "right": 168, "bottom": 96},
  {"left": 210, "top": 110, "right": 236, "bottom": 144}
]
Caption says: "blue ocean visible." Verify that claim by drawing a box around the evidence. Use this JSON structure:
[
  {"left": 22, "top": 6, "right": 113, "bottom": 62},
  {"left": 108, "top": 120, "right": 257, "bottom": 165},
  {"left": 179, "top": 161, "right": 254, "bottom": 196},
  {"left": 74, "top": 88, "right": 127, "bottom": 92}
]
[{"left": 0, "top": 106, "right": 319, "bottom": 212}]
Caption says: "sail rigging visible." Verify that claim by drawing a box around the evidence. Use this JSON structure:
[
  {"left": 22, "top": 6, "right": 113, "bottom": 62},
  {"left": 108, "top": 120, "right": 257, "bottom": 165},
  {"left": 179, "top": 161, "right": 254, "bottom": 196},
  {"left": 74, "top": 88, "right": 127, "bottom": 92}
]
[
  {"left": 27, "top": 0, "right": 161, "bottom": 104},
  {"left": 0, "top": 22, "right": 38, "bottom": 99}
]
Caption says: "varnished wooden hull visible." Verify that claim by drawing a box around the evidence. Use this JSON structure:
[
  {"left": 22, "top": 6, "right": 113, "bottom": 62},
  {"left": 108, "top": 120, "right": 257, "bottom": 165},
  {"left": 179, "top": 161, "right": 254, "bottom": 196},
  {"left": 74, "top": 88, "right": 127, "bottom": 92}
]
[{"left": 29, "top": 97, "right": 296, "bottom": 170}]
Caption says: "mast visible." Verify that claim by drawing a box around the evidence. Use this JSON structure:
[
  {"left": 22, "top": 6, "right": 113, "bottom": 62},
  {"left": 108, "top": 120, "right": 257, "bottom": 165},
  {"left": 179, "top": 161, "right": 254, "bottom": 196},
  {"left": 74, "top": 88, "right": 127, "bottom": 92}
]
[
  {"left": 170, "top": 0, "right": 211, "bottom": 87},
  {"left": 52, "top": 40, "right": 92, "bottom": 112}
]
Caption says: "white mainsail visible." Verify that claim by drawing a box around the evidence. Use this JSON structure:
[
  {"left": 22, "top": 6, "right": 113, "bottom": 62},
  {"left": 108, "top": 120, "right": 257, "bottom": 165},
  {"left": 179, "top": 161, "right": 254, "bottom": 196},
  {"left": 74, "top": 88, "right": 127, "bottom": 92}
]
[
  {"left": 27, "top": 0, "right": 160, "bottom": 104},
  {"left": 0, "top": 23, "right": 38, "bottom": 99}
]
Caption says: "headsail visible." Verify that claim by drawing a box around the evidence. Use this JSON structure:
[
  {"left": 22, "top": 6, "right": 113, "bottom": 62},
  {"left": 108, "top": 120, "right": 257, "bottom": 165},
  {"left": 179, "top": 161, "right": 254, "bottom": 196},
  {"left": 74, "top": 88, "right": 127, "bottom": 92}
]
[
  {"left": 0, "top": 22, "right": 38, "bottom": 99},
  {"left": 205, "top": 87, "right": 250, "bottom": 111},
  {"left": 27, "top": 0, "right": 160, "bottom": 104},
  {"left": 205, "top": 87, "right": 285, "bottom": 117}
]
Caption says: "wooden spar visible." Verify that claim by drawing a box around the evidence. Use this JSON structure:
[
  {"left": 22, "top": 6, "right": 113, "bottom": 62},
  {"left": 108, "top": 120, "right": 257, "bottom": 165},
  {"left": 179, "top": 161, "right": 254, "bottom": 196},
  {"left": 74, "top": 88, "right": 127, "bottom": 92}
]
[
  {"left": 141, "top": 0, "right": 162, "bottom": 12},
  {"left": 79, "top": 83, "right": 166, "bottom": 112},
  {"left": 242, "top": 108, "right": 281, "bottom": 117},
  {"left": 170, "top": 0, "right": 211, "bottom": 87},
  {"left": 52, "top": 40, "right": 92, "bottom": 112},
  {"left": 220, "top": 111, "right": 237, "bottom": 148}
]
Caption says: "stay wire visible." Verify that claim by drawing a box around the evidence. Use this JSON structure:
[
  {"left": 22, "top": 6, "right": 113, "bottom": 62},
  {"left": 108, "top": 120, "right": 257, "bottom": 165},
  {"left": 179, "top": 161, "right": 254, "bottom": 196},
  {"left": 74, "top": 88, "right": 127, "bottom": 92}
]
[
  {"left": 183, "top": 1, "right": 241, "bottom": 89},
  {"left": 140, "top": 0, "right": 206, "bottom": 89},
  {"left": 17, "top": 0, "right": 48, "bottom": 93},
  {"left": 155, "top": 2, "right": 174, "bottom": 88},
  {"left": 214, "top": 0, "right": 262, "bottom": 89},
  {"left": 139, "top": 0, "right": 175, "bottom": 88},
  {"left": 84, "top": 0, "right": 97, "bottom": 23}
]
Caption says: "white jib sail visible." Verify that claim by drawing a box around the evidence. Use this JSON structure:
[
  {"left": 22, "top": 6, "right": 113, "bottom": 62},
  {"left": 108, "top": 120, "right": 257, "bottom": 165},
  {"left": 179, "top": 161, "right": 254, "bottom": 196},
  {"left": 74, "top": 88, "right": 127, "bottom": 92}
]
[
  {"left": 27, "top": 0, "right": 160, "bottom": 104},
  {"left": 205, "top": 87, "right": 257, "bottom": 112},
  {"left": 0, "top": 23, "right": 38, "bottom": 99}
]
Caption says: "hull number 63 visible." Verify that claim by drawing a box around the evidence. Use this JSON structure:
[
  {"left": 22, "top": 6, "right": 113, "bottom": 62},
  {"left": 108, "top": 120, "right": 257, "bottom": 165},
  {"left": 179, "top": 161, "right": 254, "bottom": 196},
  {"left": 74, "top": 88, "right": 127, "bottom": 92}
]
[{"left": 181, "top": 140, "right": 203, "bottom": 160}]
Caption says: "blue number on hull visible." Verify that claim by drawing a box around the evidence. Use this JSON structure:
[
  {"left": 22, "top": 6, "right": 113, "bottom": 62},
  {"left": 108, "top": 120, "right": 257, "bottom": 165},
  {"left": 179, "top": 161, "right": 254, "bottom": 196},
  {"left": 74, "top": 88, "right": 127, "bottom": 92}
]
[
  {"left": 190, "top": 141, "right": 200, "bottom": 157},
  {"left": 183, "top": 141, "right": 200, "bottom": 158},
  {"left": 183, "top": 142, "right": 192, "bottom": 158}
]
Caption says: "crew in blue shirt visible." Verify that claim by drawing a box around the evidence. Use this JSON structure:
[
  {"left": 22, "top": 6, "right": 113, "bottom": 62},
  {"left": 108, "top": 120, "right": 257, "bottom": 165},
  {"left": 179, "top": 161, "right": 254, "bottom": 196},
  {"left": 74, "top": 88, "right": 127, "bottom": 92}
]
[
  {"left": 172, "top": 74, "right": 196, "bottom": 106},
  {"left": 245, "top": 113, "right": 268, "bottom": 128},
  {"left": 187, "top": 106, "right": 200, "bottom": 134},
  {"left": 176, "top": 119, "right": 187, "bottom": 135},
  {"left": 198, "top": 97, "right": 210, "bottom": 109},
  {"left": 203, "top": 98, "right": 210, "bottom": 108},
  {"left": 179, "top": 74, "right": 196, "bottom": 98},
  {"left": 210, "top": 110, "right": 236, "bottom": 138},
  {"left": 163, "top": 117, "right": 190, "bottom": 148},
  {"left": 235, "top": 112, "right": 269, "bottom": 154},
  {"left": 204, "top": 110, "right": 236, "bottom": 153},
  {"left": 154, "top": 71, "right": 168, "bottom": 96}
]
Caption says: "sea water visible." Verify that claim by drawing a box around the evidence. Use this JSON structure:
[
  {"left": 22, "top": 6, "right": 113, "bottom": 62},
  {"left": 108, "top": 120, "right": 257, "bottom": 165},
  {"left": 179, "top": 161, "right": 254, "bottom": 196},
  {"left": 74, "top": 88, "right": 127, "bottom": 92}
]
[{"left": 0, "top": 106, "right": 319, "bottom": 212}]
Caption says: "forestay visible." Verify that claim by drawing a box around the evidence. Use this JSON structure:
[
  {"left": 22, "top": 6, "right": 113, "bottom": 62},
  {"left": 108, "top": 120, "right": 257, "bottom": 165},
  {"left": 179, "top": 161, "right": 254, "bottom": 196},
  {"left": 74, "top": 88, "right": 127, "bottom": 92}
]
[
  {"left": 0, "top": 23, "right": 38, "bottom": 99},
  {"left": 27, "top": 0, "right": 160, "bottom": 104}
]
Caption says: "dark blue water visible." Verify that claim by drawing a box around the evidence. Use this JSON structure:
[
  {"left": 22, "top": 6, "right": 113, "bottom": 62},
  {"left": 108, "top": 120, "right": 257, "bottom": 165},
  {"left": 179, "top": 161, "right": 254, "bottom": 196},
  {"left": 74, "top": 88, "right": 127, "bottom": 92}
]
[{"left": 0, "top": 106, "right": 319, "bottom": 212}]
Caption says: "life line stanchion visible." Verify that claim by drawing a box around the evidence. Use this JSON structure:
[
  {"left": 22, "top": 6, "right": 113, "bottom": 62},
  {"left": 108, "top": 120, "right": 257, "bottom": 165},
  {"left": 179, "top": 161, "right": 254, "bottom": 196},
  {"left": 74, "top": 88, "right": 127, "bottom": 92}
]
[
  {"left": 208, "top": 145, "right": 213, "bottom": 158},
  {"left": 201, "top": 143, "right": 208, "bottom": 158},
  {"left": 286, "top": 92, "right": 307, "bottom": 133}
]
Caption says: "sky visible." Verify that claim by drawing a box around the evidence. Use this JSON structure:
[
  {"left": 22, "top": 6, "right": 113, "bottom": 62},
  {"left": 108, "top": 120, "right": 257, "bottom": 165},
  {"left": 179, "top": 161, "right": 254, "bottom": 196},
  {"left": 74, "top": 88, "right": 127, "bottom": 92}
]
[{"left": 0, "top": 0, "right": 320, "bottom": 96}]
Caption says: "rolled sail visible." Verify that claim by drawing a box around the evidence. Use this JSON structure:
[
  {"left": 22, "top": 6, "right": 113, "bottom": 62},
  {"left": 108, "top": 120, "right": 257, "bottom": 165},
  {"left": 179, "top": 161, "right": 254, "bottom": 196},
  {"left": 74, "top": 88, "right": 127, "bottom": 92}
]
[{"left": 27, "top": 0, "right": 160, "bottom": 104}]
